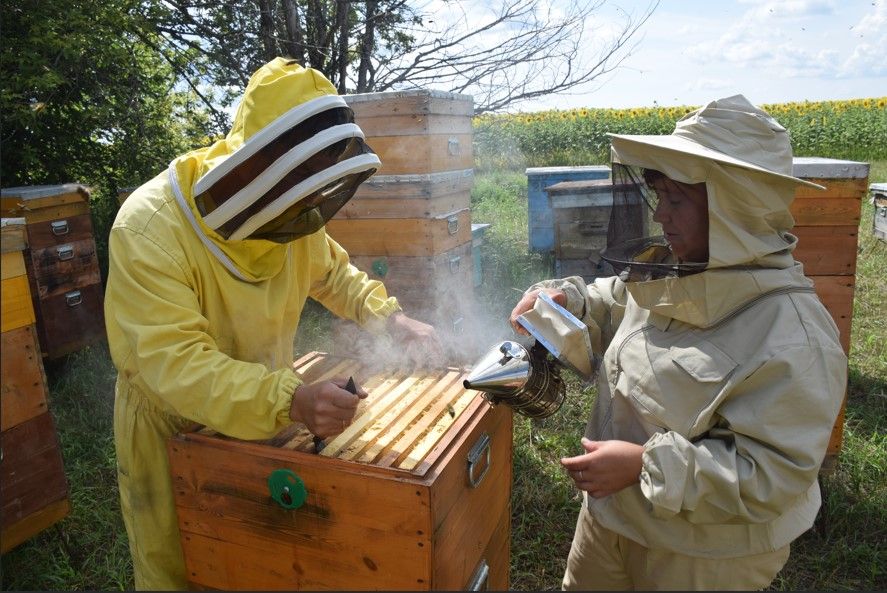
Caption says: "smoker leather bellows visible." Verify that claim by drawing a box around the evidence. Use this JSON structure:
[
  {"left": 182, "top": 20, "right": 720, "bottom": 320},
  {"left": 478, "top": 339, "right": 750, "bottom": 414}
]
[{"left": 463, "top": 340, "right": 566, "bottom": 419}]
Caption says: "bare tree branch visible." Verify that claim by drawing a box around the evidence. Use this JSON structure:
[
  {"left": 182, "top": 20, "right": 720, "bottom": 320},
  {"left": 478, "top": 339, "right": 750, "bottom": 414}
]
[{"left": 144, "top": 0, "right": 659, "bottom": 114}]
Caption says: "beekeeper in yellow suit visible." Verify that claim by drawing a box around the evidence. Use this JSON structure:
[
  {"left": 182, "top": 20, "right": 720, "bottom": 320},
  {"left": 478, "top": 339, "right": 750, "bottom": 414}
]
[
  {"left": 105, "top": 58, "right": 443, "bottom": 590},
  {"left": 510, "top": 95, "right": 846, "bottom": 590}
]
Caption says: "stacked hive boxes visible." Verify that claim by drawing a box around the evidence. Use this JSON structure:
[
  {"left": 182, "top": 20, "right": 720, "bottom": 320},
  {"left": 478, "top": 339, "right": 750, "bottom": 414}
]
[
  {"left": 792, "top": 157, "right": 869, "bottom": 470},
  {"left": 0, "top": 184, "right": 105, "bottom": 359},
  {"left": 327, "top": 90, "right": 476, "bottom": 349},
  {"left": 1, "top": 218, "right": 70, "bottom": 553}
]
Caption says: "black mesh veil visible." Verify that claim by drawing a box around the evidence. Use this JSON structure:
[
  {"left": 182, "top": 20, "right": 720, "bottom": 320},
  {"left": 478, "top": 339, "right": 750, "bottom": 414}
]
[{"left": 599, "top": 163, "right": 708, "bottom": 281}]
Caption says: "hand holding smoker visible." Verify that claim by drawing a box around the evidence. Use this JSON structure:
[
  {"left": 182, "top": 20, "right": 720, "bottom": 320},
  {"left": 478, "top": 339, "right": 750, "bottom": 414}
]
[{"left": 464, "top": 292, "right": 593, "bottom": 419}]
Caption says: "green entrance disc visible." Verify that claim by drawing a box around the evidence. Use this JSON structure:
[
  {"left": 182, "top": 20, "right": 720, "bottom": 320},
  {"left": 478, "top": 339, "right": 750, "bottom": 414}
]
[
  {"left": 371, "top": 258, "right": 389, "bottom": 277},
  {"left": 268, "top": 468, "right": 308, "bottom": 510}
]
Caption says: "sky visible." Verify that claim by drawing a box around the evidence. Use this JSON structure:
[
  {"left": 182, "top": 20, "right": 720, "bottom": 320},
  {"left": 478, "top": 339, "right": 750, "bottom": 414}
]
[{"left": 514, "top": 0, "right": 887, "bottom": 111}]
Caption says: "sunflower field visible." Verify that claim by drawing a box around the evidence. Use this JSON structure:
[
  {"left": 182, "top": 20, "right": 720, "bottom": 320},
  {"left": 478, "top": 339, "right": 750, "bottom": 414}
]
[{"left": 473, "top": 97, "right": 887, "bottom": 171}]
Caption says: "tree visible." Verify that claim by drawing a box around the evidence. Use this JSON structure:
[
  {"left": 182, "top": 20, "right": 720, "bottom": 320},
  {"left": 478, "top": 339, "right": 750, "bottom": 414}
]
[
  {"left": 1, "top": 0, "right": 214, "bottom": 280},
  {"left": 143, "top": 0, "right": 659, "bottom": 115}
]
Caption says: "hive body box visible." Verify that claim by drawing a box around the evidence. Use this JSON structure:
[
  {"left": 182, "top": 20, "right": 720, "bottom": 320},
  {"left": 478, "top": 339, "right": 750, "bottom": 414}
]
[
  {"left": 545, "top": 178, "right": 616, "bottom": 280},
  {"left": 792, "top": 157, "right": 869, "bottom": 468},
  {"left": 0, "top": 218, "right": 70, "bottom": 553},
  {"left": 169, "top": 352, "right": 512, "bottom": 591},
  {"left": 0, "top": 184, "right": 105, "bottom": 359}
]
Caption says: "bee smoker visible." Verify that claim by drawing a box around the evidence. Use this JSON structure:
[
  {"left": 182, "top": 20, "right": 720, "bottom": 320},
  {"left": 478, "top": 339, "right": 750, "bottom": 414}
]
[
  {"left": 463, "top": 339, "right": 566, "bottom": 419},
  {"left": 463, "top": 292, "right": 593, "bottom": 419}
]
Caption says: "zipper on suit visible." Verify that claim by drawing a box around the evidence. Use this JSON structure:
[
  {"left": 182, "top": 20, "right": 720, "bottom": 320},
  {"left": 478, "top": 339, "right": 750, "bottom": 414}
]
[{"left": 613, "top": 324, "right": 653, "bottom": 385}]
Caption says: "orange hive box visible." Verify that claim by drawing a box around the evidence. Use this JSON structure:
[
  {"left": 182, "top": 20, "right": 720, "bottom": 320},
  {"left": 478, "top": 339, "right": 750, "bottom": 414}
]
[{"left": 168, "top": 351, "right": 513, "bottom": 591}]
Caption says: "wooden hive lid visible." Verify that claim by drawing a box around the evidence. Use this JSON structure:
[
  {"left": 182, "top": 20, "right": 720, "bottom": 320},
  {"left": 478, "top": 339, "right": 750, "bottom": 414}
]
[
  {"left": 196, "top": 352, "right": 485, "bottom": 477},
  {"left": 1, "top": 183, "right": 90, "bottom": 216}
]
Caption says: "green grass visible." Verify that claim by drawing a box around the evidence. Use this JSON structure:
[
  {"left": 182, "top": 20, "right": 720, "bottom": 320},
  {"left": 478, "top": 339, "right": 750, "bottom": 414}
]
[{"left": 2, "top": 163, "right": 884, "bottom": 591}]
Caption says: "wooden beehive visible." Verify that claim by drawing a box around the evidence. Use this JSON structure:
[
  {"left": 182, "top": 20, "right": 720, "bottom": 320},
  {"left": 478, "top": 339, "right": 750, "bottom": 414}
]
[
  {"left": 168, "top": 352, "right": 513, "bottom": 591},
  {"left": 0, "top": 184, "right": 105, "bottom": 359},
  {"left": 545, "top": 178, "right": 614, "bottom": 280},
  {"left": 791, "top": 157, "right": 869, "bottom": 469},
  {"left": 328, "top": 90, "right": 478, "bottom": 346},
  {"left": 0, "top": 218, "right": 70, "bottom": 553}
]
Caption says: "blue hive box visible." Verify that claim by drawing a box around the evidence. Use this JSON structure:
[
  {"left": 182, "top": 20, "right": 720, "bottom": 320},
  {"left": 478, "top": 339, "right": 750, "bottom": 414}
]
[{"left": 526, "top": 166, "right": 610, "bottom": 252}]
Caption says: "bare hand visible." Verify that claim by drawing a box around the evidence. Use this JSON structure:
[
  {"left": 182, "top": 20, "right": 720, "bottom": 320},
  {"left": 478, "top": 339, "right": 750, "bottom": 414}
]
[
  {"left": 509, "top": 288, "right": 567, "bottom": 335},
  {"left": 386, "top": 311, "right": 446, "bottom": 367},
  {"left": 560, "top": 438, "right": 644, "bottom": 498},
  {"left": 289, "top": 378, "right": 368, "bottom": 438}
]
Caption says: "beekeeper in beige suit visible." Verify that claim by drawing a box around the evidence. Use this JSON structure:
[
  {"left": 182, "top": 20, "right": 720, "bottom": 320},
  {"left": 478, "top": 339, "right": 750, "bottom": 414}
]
[{"left": 510, "top": 95, "right": 846, "bottom": 590}]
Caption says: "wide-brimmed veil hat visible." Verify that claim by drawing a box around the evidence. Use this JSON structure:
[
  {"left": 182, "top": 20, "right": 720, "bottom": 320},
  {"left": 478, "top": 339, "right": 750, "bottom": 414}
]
[{"left": 608, "top": 94, "right": 824, "bottom": 190}]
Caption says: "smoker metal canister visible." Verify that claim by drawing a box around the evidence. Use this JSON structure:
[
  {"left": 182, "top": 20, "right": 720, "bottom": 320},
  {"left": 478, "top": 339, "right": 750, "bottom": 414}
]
[{"left": 463, "top": 340, "right": 565, "bottom": 419}]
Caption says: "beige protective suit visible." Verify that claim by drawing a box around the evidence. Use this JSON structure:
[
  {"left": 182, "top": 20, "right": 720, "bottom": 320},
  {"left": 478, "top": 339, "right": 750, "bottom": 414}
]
[
  {"left": 529, "top": 97, "right": 847, "bottom": 590},
  {"left": 105, "top": 60, "right": 399, "bottom": 590}
]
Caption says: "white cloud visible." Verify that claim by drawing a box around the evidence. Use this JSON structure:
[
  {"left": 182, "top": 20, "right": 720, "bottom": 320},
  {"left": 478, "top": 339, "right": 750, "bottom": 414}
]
[
  {"left": 681, "top": 0, "right": 885, "bottom": 80},
  {"left": 685, "top": 78, "right": 733, "bottom": 92}
]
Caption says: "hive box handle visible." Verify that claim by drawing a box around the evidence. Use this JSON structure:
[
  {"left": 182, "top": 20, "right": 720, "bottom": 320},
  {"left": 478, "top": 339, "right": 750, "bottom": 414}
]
[{"left": 467, "top": 432, "right": 491, "bottom": 488}]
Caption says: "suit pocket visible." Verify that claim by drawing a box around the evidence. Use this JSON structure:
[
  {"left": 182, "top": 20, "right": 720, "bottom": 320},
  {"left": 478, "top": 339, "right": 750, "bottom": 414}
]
[{"left": 629, "top": 338, "right": 738, "bottom": 437}]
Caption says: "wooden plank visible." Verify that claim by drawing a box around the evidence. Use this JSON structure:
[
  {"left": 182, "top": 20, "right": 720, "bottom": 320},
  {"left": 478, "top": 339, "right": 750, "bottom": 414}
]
[
  {"left": 0, "top": 202, "right": 90, "bottom": 225},
  {"left": 346, "top": 90, "right": 474, "bottom": 120},
  {"left": 352, "top": 170, "right": 474, "bottom": 200},
  {"left": 0, "top": 187, "right": 88, "bottom": 216},
  {"left": 1, "top": 218, "right": 27, "bottom": 253},
  {"left": 793, "top": 225, "right": 858, "bottom": 276},
  {"left": 358, "top": 113, "right": 473, "bottom": 137},
  {"left": 373, "top": 379, "right": 466, "bottom": 469},
  {"left": 326, "top": 208, "right": 472, "bottom": 257},
  {"left": 0, "top": 412, "right": 68, "bottom": 529},
  {"left": 1, "top": 324, "right": 49, "bottom": 431},
  {"left": 480, "top": 500, "right": 512, "bottom": 591},
  {"left": 810, "top": 274, "right": 855, "bottom": 355},
  {"left": 431, "top": 406, "right": 512, "bottom": 588},
  {"left": 319, "top": 375, "right": 420, "bottom": 458},
  {"left": 369, "top": 133, "right": 474, "bottom": 175},
  {"left": 1, "top": 275, "right": 36, "bottom": 333},
  {"left": 1, "top": 250, "right": 26, "bottom": 280},
  {"left": 396, "top": 385, "right": 480, "bottom": 471},
  {"left": 29, "top": 238, "right": 101, "bottom": 299},
  {"left": 790, "top": 197, "right": 862, "bottom": 226},
  {"left": 344, "top": 370, "right": 460, "bottom": 463},
  {"left": 337, "top": 190, "right": 470, "bottom": 219},
  {"left": 793, "top": 177, "right": 869, "bottom": 200},
  {"left": 349, "top": 242, "right": 474, "bottom": 298},
  {"left": 168, "top": 437, "right": 433, "bottom": 590},
  {"left": 0, "top": 497, "right": 70, "bottom": 554}
]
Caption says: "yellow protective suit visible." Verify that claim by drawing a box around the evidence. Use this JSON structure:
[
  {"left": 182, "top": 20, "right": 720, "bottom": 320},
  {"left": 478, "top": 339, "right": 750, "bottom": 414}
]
[
  {"left": 105, "top": 60, "right": 399, "bottom": 590},
  {"left": 527, "top": 97, "right": 847, "bottom": 590}
]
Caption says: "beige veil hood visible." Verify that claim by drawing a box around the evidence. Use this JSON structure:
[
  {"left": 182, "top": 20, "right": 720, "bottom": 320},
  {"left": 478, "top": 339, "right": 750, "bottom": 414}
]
[{"left": 608, "top": 94, "right": 824, "bottom": 270}]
